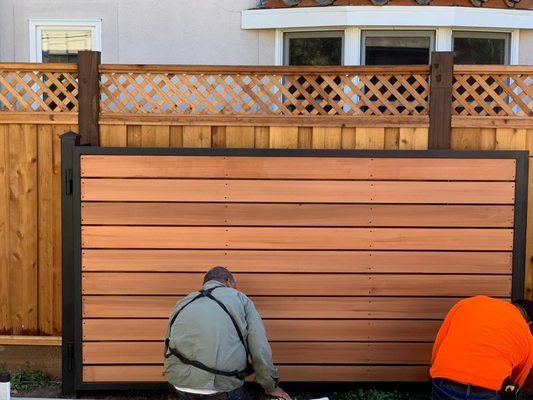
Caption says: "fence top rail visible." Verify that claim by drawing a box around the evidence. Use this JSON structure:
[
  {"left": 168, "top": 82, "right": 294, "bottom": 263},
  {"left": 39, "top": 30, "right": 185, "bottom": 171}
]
[
  {"left": 98, "top": 64, "right": 431, "bottom": 74},
  {"left": 0, "top": 62, "right": 530, "bottom": 75},
  {"left": 0, "top": 62, "right": 77, "bottom": 72},
  {"left": 454, "top": 65, "right": 533, "bottom": 74}
]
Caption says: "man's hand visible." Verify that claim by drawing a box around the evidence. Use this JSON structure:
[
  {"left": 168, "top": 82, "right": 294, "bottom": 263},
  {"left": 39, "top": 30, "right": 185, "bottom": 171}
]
[{"left": 267, "top": 387, "right": 291, "bottom": 400}]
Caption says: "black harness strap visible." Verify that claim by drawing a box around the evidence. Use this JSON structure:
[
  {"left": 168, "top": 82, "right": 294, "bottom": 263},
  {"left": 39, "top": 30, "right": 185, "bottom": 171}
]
[{"left": 164, "top": 286, "right": 254, "bottom": 380}]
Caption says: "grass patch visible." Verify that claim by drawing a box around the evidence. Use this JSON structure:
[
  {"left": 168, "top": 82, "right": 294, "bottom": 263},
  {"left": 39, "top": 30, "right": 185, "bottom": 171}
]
[{"left": 0, "top": 369, "right": 50, "bottom": 393}]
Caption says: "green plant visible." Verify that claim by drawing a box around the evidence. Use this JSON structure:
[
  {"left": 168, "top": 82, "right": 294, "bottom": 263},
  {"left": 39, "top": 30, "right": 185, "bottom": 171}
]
[{"left": 9, "top": 370, "right": 49, "bottom": 392}]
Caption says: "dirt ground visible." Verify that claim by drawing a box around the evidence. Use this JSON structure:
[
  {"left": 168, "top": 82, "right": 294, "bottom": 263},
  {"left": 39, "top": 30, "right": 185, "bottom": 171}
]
[
  {"left": 12, "top": 381, "right": 433, "bottom": 400},
  {"left": 12, "top": 381, "right": 533, "bottom": 400}
]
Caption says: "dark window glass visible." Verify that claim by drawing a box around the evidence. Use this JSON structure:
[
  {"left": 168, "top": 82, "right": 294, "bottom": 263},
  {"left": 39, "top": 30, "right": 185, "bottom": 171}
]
[
  {"left": 453, "top": 36, "right": 508, "bottom": 64},
  {"left": 364, "top": 36, "right": 432, "bottom": 65},
  {"left": 286, "top": 36, "right": 342, "bottom": 66}
]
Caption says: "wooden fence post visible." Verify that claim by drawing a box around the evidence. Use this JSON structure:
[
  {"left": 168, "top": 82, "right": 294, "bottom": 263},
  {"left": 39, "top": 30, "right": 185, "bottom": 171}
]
[
  {"left": 428, "top": 51, "right": 454, "bottom": 150},
  {"left": 77, "top": 51, "right": 101, "bottom": 146}
]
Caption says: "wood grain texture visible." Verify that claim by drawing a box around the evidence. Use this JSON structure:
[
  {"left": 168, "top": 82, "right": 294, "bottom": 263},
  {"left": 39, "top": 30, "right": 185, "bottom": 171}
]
[
  {"left": 80, "top": 179, "right": 515, "bottom": 204},
  {"left": 81, "top": 249, "right": 512, "bottom": 274},
  {"left": 8, "top": 124, "right": 38, "bottom": 334},
  {"left": 496, "top": 128, "right": 528, "bottom": 150},
  {"left": 399, "top": 128, "right": 428, "bottom": 150},
  {"left": 210, "top": 126, "right": 226, "bottom": 148},
  {"left": 269, "top": 127, "right": 298, "bottom": 148},
  {"left": 82, "top": 318, "right": 441, "bottom": 341},
  {"left": 81, "top": 226, "right": 514, "bottom": 251},
  {"left": 312, "top": 127, "right": 342, "bottom": 149},
  {"left": 82, "top": 296, "right": 467, "bottom": 319},
  {"left": 355, "top": 128, "right": 385, "bottom": 149},
  {"left": 225, "top": 126, "right": 254, "bottom": 148},
  {"left": 37, "top": 125, "right": 54, "bottom": 335},
  {"left": 254, "top": 127, "right": 269, "bottom": 148},
  {"left": 100, "top": 125, "right": 127, "bottom": 147},
  {"left": 182, "top": 126, "right": 211, "bottom": 148},
  {"left": 126, "top": 126, "right": 142, "bottom": 147},
  {"left": 81, "top": 273, "right": 511, "bottom": 297},
  {"left": 140, "top": 125, "right": 170, "bottom": 147},
  {"left": 82, "top": 365, "right": 430, "bottom": 383},
  {"left": 80, "top": 155, "right": 516, "bottom": 181},
  {"left": 0, "top": 125, "right": 9, "bottom": 333},
  {"left": 81, "top": 203, "right": 514, "bottom": 227},
  {"left": 82, "top": 342, "right": 433, "bottom": 365}
]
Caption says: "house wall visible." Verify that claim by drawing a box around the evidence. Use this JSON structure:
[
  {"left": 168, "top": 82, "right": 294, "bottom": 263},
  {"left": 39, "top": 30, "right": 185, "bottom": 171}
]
[
  {"left": 0, "top": 0, "right": 276, "bottom": 65},
  {"left": 0, "top": 0, "right": 530, "bottom": 65},
  {"left": 520, "top": 29, "right": 533, "bottom": 65}
]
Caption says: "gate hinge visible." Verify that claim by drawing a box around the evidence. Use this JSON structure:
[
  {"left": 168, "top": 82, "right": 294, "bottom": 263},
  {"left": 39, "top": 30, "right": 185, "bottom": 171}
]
[{"left": 65, "top": 169, "right": 73, "bottom": 196}]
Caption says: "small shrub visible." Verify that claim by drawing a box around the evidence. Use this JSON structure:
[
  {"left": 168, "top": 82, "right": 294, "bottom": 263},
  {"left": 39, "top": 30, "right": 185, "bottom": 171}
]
[{"left": 8, "top": 370, "right": 49, "bottom": 392}]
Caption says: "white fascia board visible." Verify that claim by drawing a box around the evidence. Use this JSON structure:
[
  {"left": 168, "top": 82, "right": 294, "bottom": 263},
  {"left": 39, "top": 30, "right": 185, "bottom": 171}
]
[{"left": 242, "top": 6, "right": 533, "bottom": 30}]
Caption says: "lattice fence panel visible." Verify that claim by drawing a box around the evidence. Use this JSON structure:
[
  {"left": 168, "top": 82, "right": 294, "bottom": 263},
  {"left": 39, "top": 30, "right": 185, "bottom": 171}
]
[
  {"left": 453, "top": 72, "right": 532, "bottom": 117},
  {"left": 100, "top": 71, "right": 431, "bottom": 116},
  {"left": 0, "top": 68, "right": 78, "bottom": 112}
]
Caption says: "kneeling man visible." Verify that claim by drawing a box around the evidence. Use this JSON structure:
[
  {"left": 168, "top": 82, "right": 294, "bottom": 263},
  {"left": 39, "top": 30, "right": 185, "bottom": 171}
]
[
  {"left": 430, "top": 296, "right": 533, "bottom": 399},
  {"left": 164, "top": 266, "right": 291, "bottom": 400}
]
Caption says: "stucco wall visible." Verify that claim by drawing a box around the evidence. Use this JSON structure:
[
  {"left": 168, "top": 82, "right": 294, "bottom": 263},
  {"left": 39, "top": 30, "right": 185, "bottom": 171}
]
[
  {"left": 0, "top": 0, "right": 530, "bottom": 65},
  {"left": 0, "top": 0, "right": 276, "bottom": 65},
  {"left": 519, "top": 29, "right": 533, "bottom": 65}
]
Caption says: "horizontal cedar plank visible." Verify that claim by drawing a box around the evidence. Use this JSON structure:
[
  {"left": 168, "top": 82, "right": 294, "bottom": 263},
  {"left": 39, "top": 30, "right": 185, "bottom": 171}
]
[
  {"left": 82, "top": 296, "right": 465, "bottom": 319},
  {"left": 81, "top": 227, "right": 514, "bottom": 251},
  {"left": 80, "top": 155, "right": 515, "bottom": 181},
  {"left": 81, "top": 179, "right": 515, "bottom": 204},
  {"left": 82, "top": 250, "right": 513, "bottom": 274},
  {"left": 82, "top": 342, "right": 432, "bottom": 365},
  {"left": 82, "top": 319, "right": 441, "bottom": 341},
  {"left": 81, "top": 203, "right": 515, "bottom": 228},
  {"left": 82, "top": 365, "right": 429, "bottom": 383},
  {"left": 81, "top": 273, "right": 511, "bottom": 297}
]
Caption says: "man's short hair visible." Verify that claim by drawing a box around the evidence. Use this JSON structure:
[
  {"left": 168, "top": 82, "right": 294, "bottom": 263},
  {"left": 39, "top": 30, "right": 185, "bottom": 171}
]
[
  {"left": 204, "top": 266, "right": 235, "bottom": 285},
  {"left": 513, "top": 299, "right": 533, "bottom": 322}
]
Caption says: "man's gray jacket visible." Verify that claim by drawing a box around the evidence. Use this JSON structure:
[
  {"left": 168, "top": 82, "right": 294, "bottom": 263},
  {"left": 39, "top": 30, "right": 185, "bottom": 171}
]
[{"left": 163, "top": 280, "right": 279, "bottom": 393}]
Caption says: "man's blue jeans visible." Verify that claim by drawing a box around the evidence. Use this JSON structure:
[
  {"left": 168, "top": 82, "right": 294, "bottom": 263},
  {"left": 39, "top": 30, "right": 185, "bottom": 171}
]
[{"left": 432, "top": 379, "right": 501, "bottom": 400}]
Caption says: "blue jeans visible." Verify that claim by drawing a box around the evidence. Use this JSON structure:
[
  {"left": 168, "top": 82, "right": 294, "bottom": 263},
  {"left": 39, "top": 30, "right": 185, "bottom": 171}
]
[
  {"left": 173, "top": 386, "right": 251, "bottom": 400},
  {"left": 432, "top": 379, "right": 500, "bottom": 400}
]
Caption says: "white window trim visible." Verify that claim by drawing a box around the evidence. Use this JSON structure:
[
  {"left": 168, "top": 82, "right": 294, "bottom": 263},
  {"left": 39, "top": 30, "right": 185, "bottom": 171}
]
[
  {"left": 243, "top": 6, "right": 533, "bottom": 30},
  {"left": 274, "top": 27, "right": 519, "bottom": 66},
  {"left": 29, "top": 18, "right": 102, "bottom": 62}
]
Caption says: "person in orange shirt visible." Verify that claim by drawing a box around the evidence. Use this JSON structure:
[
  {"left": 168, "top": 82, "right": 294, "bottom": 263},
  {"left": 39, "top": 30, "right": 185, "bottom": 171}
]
[{"left": 430, "top": 296, "right": 533, "bottom": 400}]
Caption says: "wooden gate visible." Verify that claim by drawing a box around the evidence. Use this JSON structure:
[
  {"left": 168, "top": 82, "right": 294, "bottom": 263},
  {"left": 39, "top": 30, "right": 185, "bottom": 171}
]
[{"left": 61, "top": 133, "right": 528, "bottom": 391}]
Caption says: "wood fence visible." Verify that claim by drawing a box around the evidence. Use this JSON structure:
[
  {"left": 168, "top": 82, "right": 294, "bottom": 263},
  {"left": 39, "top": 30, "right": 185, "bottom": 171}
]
[
  {"left": 0, "top": 52, "right": 531, "bottom": 339},
  {"left": 66, "top": 149, "right": 524, "bottom": 387}
]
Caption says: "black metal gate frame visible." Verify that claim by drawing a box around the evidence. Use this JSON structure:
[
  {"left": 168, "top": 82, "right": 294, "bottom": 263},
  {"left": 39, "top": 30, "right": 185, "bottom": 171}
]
[{"left": 61, "top": 131, "right": 529, "bottom": 395}]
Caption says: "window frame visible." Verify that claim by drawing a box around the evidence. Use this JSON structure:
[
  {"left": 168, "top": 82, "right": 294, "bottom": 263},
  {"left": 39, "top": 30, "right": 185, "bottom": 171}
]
[
  {"left": 452, "top": 30, "right": 511, "bottom": 65},
  {"left": 283, "top": 30, "right": 345, "bottom": 66},
  {"left": 276, "top": 27, "right": 518, "bottom": 66},
  {"left": 29, "top": 19, "right": 102, "bottom": 62},
  {"left": 360, "top": 29, "right": 436, "bottom": 66}
]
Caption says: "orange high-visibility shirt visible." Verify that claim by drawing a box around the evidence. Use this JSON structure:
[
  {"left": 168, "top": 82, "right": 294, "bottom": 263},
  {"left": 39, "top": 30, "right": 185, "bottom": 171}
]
[{"left": 430, "top": 296, "right": 533, "bottom": 391}]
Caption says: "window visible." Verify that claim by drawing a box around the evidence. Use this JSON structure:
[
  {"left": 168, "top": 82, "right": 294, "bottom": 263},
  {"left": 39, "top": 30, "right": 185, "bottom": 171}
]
[
  {"left": 41, "top": 29, "right": 92, "bottom": 63},
  {"left": 284, "top": 31, "right": 343, "bottom": 66},
  {"left": 453, "top": 31, "right": 510, "bottom": 64},
  {"left": 30, "top": 19, "right": 102, "bottom": 62},
  {"left": 361, "top": 31, "right": 435, "bottom": 65}
]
